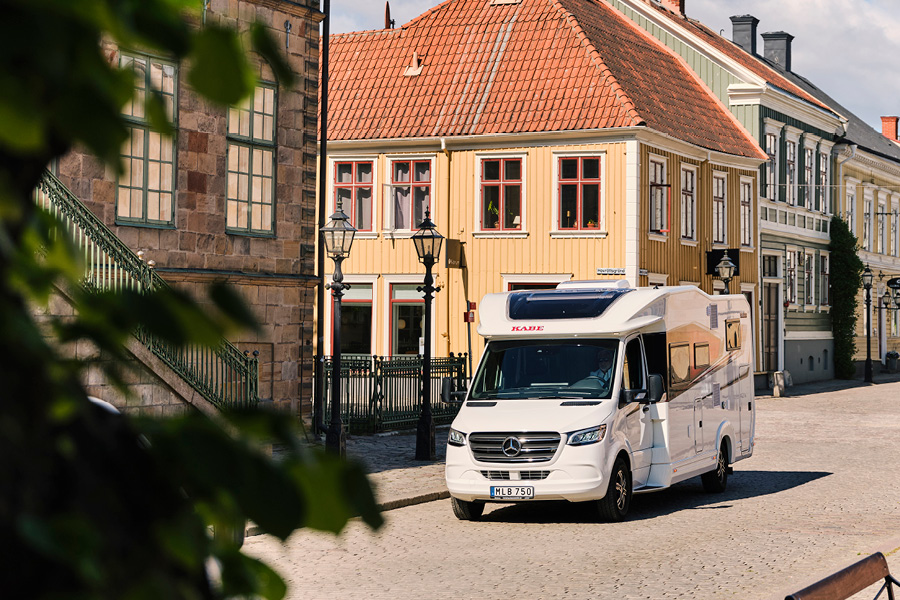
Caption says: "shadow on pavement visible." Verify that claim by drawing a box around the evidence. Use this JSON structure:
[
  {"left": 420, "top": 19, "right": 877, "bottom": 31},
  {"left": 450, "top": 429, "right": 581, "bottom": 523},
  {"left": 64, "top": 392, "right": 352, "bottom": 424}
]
[{"left": 478, "top": 470, "right": 831, "bottom": 524}]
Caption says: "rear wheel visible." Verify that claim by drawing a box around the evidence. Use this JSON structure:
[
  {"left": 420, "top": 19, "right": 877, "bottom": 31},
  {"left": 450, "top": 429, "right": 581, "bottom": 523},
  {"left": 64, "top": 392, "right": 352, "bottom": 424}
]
[
  {"left": 701, "top": 442, "right": 729, "bottom": 493},
  {"left": 451, "top": 497, "right": 485, "bottom": 521},
  {"left": 597, "top": 455, "right": 632, "bottom": 522}
]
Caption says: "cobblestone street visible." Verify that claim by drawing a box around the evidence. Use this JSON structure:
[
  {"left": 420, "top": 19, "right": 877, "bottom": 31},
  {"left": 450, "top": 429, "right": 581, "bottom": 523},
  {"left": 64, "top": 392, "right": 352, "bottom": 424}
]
[{"left": 247, "top": 380, "right": 900, "bottom": 599}]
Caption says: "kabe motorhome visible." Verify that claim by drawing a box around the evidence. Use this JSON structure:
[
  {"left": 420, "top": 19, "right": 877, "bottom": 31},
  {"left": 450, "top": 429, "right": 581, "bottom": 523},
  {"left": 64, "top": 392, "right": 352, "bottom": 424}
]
[{"left": 443, "top": 281, "right": 755, "bottom": 521}]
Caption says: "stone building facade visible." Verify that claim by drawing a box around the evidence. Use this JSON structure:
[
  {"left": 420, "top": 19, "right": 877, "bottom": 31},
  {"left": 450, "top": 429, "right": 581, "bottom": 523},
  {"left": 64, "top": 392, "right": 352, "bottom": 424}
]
[{"left": 56, "top": 0, "right": 323, "bottom": 416}]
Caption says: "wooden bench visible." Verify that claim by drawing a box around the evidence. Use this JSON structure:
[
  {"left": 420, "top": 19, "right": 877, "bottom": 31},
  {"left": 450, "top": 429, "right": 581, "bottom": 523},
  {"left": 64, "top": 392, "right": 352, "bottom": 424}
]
[{"left": 785, "top": 552, "right": 898, "bottom": 600}]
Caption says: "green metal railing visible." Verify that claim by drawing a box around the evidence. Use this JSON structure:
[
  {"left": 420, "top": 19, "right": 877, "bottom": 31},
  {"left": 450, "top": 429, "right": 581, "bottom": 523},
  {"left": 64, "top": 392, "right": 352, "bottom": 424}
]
[
  {"left": 322, "top": 353, "right": 467, "bottom": 434},
  {"left": 35, "top": 170, "right": 258, "bottom": 409}
]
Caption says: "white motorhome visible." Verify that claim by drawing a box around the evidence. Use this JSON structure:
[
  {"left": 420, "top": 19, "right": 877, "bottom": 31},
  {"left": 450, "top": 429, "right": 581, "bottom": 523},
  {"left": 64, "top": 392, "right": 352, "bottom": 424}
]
[{"left": 443, "top": 281, "right": 755, "bottom": 521}]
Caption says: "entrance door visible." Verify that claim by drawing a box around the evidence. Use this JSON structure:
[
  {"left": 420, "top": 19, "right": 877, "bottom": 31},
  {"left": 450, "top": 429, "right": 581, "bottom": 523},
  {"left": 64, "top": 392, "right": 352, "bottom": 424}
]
[
  {"left": 763, "top": 282, "right": 780, "bottom": 371},
  {"left": 622, "top": 336, "right": 653, "bottom": 487}
]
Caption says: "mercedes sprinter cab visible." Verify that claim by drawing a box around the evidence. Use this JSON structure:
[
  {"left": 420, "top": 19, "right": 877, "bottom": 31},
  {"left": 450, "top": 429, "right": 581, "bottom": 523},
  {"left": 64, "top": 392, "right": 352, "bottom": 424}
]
[{"left": 442, "top": 280, "right": 755, "bottom": 521}]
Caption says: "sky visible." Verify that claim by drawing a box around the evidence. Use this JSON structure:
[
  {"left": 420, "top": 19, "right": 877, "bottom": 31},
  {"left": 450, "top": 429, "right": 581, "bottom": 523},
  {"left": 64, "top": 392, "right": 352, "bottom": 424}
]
[{"left": 328, "top": 0, "right": 900, "bottom": 133}]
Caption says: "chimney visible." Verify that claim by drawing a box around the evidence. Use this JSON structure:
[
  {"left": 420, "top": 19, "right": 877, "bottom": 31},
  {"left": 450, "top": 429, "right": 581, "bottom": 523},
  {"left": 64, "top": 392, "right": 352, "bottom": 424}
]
[
  {"left": 882, "top": 116, "right": 899, "bottom": 141},
  {"left": 730, "top": 15, "right": 759, "bottom": 55},
  {"left": 761, "top": 31, "right": 794, "bottom": 71},
  {"left": 660, "top": 0, "right": 685, "bottom": 16}
]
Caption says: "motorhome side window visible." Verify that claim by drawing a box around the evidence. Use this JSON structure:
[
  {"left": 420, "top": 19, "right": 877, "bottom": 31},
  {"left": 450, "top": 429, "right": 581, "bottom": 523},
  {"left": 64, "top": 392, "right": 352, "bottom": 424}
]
[
  {"left": 669, "top": 343, "right": 690, "bottom": 387},
  {"left": 622, "top": 339, "right": 644, "bottom": 390}
]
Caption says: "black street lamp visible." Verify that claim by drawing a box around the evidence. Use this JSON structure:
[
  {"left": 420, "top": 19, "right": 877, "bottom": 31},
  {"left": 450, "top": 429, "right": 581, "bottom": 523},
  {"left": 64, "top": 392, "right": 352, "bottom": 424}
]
[
  {"left": 715, "top": 251, "right": 737, "bottom": 295},
  {"left": 321, "top": 202, "right": 356, "bottom": 457},
  {"left": 412, "top": 210, "right": 443, "bottom": 461},
  {"left": 862, "top": 265, "right": 874, "bottom": 383}
]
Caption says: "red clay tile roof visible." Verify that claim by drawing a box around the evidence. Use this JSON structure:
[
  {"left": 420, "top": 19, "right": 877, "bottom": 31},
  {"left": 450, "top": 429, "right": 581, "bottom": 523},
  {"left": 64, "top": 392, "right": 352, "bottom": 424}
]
[
  {"left": 635, "top": 0, "right": 836, "bottom": 114},
  {"left": 326, "top": 0, "right": 765, "bottom": 159}
]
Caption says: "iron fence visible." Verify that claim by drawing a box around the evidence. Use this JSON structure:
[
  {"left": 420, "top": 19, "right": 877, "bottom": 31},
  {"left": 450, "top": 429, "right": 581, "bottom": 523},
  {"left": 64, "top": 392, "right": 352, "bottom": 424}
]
[{"left": 322, "top": 353, "right": 467, "bottom": 434}]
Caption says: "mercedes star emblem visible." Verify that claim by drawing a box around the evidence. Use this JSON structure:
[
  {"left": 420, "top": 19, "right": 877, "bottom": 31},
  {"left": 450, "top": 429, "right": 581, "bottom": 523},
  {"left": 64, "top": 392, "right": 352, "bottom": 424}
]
[{"left": 501, "top": 436, "right": 522, "bottom": 457}]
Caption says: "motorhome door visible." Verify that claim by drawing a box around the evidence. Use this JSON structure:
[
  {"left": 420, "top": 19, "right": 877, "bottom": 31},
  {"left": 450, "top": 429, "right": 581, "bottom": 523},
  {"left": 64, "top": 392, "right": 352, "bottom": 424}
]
[{"left": 621, "top": 336, "right": 653, "bottom": 486}]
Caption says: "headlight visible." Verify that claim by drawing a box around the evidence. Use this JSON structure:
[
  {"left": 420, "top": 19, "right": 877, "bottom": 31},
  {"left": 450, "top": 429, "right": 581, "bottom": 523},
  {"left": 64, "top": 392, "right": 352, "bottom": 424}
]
[
  {"left": 566, "top": 424, "right": 607, "bottom": 446},
  {"left": 448, "top": 428, "right": 467, "bottom": 447}
]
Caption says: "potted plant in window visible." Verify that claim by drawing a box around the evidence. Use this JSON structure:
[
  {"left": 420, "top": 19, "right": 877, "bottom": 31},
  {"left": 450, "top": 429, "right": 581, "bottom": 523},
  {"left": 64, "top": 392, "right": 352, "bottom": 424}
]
[
  {"left": 585, "top": 219, "right": 598, "bottom": 229},
  {"left": 487, "top": 199, "right": 499, "bottom": 228}
]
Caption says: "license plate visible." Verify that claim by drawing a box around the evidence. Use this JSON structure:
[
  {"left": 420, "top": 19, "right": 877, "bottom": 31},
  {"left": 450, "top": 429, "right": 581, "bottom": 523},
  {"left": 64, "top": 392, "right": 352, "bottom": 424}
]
[{"left": 490, "top": 486, "right": 534, "bottom": 499}]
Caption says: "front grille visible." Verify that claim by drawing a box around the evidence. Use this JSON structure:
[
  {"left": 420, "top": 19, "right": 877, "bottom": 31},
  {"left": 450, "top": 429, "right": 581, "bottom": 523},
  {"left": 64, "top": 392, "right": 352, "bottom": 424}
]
[
  {"left": 469, "top": 432, "right": 561, "bottom": 463},
  {"left": 480, "top": 470, "right": 551, "bottom": 480}
]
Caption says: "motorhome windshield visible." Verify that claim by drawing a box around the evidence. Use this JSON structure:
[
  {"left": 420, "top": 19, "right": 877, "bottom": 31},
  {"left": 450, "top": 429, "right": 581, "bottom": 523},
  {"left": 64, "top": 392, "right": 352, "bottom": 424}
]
[{"left": 470, "top": 339, "right": 618, "bottom": 400}]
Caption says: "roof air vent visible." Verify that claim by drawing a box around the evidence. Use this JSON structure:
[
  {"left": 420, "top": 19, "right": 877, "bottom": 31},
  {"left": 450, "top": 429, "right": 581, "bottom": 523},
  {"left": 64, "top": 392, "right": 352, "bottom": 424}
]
[
  {"left": 404, "top": 51, "right": 423, "bottom": 77},
  {"left": 490, "top": 0, "right": 522, "bottom": 5}
]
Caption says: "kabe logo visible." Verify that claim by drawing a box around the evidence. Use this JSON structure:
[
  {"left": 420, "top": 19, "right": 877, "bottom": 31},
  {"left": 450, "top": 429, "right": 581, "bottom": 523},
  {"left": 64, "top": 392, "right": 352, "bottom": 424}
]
[{"left": 511, "top": 325, "right": 544, "bottom": 332}]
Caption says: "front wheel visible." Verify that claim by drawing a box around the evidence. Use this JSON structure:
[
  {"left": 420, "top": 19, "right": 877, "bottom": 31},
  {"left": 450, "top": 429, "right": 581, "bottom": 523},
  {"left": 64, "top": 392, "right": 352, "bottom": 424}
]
[
  {"left": 597, "top": 455, "right": 632, "bottom": 522},
  {"left": 451, "top": 497, "right": 485, "bottom": 521},
  {"left": 701, "top": 442, "right": 729, "bottom": 493}
]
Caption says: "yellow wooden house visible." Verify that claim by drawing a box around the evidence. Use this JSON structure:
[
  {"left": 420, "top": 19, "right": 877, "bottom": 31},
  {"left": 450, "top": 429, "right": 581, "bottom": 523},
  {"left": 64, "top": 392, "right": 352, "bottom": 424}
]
[{"left": 320, "top": 0, "right": 766, "bottom": 366}]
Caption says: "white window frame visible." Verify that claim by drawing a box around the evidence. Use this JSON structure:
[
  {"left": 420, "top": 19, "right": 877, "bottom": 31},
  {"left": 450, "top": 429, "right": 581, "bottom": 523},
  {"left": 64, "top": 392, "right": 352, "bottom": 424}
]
[
  {"left": 879, "top": 196, "right": 888, "bottom": 255},
  {"left": 819, "top": 143, "right": 833, "bottom": 214},
  {"left": 551, "top": 151, "right": 606, "bottom": 238},
  {"left": 846, "top": 180, "right": 857, "bottom": 235},
  {"left": 329, "top": 155, "right": 379, "bottom": 238},
  {"left": 648, "top": 155, "right": 668, "bottom": 237},
  {"left": 893, "top": 196, "right": 899, "bottom": 257},
  {"left": 680, "top": 164, "right": 697, "bottom": 242},
  {"left": 383, "top": 154, "right": 436, "bottom": 234},
  {"left": 819, "top": 252, "right": 830, "bottom": 307},
  {"left": 712, "top": 171, "right": 727, "bottom": 246},
  {"left": 804, "top": 251, "right": 816, "bottom": 306},
  {"left": 784, "top": 128, "right": 801, "bottom": 207},
  {"left": 763, "top": 123, "right": 782, "bottom": 202},
  {"left": 803, "top": 144, "right": 815, "bottom": 209},
  {"left": 864, "top": 190, "right": 874, "bottom": 251},
  {"left": 740, "top": 176, "right": 754, "bottom": 248},
  {"left": 475, "top": 151, "right": 528, "bottom": 238},
  {"left": 785, "top": 249, "right": 797, "bottom": 306}
]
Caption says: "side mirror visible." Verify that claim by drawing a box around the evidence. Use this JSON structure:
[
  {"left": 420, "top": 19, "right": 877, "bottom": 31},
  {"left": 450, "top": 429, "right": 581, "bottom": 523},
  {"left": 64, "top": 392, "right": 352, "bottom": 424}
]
[
  {"left": 441, "top": 377, "right": 467, "bottom": 404},
  {"left": 619, "top": 388, "right": 647, "bottom": 405},
  {"left": 648, "top": 374, "right": 664, "bottom": 403}
]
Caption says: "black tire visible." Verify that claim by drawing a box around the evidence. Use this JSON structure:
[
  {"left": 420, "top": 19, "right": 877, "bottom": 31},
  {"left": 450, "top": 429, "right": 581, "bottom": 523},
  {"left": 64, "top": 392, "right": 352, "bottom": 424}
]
[
  {"left": 451, "top": 497, "right": 485, "bottom": 521},
  {"left": 701, "top": 442, "right": 729, "bottom": 493},
  {"left": 597, "top": 455, "right": 632, "bottom": 522}
]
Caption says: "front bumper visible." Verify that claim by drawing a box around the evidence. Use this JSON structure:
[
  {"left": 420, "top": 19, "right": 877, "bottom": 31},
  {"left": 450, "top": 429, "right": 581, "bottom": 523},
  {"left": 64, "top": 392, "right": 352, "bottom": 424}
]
[{"left": 445, "top": 443, "right": 608, "bottom": 503}]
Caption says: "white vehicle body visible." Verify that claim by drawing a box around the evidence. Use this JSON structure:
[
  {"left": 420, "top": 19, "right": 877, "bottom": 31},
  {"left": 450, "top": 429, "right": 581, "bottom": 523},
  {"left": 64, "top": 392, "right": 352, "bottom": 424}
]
[{"left": 445, "top": 281, "right": 755, "bottom": 515}]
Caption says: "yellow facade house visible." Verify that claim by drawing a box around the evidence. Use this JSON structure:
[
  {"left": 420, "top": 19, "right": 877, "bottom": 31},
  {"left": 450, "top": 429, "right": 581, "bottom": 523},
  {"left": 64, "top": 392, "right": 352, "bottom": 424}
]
[{"left": 319, "top": 0, "right": 765, "bottom": 368}]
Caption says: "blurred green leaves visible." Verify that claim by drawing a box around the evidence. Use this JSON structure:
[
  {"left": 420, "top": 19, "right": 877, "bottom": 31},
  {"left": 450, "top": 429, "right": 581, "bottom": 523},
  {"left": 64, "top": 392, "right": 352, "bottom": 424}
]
[{"left": 0, "top": 1, "right": 383, "bottom": 599}]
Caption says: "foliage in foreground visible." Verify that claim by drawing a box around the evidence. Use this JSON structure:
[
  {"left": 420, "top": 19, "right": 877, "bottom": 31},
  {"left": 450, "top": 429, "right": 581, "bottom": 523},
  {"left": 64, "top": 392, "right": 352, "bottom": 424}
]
[{"left": 0, "top": 1, "right": 382, "bottom": 598}]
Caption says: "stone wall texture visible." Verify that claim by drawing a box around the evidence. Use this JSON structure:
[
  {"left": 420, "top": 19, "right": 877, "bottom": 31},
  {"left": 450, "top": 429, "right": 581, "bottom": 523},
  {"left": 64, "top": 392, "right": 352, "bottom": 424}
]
[{"left": 56, "top": 0, "right": 322, "bottom": 417}]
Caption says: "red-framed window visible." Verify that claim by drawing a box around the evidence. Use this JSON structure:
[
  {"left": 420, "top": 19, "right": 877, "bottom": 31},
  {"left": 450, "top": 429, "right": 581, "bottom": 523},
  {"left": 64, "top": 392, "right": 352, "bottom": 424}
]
[
  {"left": 390, "top": 160, "right": 431, "bottom": 230},
  {"left": 558, "top": 157, "right": 602, "bottom": 230},
  {"left": 480, "top": 158, "right": 522, "bottom": 230},
  {"left": 334, "top": 161, "right": 373, "bottom": 231},
  {"left": 390, "top": 284, "right": 424, "bottom": 356}
]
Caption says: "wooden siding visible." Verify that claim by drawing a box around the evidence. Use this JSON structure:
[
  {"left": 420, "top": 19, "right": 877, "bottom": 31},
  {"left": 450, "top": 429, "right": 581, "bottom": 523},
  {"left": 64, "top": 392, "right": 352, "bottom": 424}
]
[{"left": 329, "top": 142, "right": 629, "bottom": 360}]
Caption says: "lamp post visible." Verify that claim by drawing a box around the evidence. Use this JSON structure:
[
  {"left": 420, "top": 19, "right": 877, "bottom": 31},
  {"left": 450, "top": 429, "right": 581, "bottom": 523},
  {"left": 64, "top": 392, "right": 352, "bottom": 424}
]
[
  {"left": 715, "top": 251, "right": 737, "bottom": 295},
  {"left": 321, "top": 202, "right": 356, "bottom": 456},
  {"left": 412, "top": 210, "right": 443, "bottom": 461},
  {"left": 862, "top": 265, "right": 874, "bottom": 383}
]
